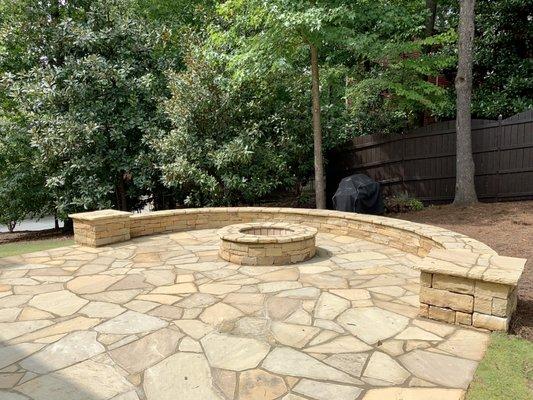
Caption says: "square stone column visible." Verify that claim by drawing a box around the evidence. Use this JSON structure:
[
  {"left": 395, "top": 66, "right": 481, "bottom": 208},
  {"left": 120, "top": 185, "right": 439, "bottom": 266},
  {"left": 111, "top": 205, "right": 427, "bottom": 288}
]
[{"left": 69, "top": 209, "right": 132, "bottom": 247}]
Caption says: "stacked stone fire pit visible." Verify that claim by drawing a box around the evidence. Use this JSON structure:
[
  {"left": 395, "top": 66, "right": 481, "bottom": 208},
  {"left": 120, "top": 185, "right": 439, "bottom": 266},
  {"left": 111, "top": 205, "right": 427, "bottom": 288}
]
[{"left": 218, "top": 222, "right": 317, "bottom": 265}]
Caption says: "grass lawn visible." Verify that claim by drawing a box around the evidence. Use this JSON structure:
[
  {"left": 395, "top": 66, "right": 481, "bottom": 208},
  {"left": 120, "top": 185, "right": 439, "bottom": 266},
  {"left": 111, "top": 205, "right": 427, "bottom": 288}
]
[
  {"left": 466, "top": 333, "right": 533, "bottom": 400},
  {"left": 0, "top": 238, "right": 74, "bottom": 258}
]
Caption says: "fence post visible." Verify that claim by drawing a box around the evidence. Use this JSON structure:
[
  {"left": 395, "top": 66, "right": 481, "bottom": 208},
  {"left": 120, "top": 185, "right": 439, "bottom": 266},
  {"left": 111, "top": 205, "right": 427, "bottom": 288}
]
[{"left": 495, "top": 114, "right": 503, "bottom": 201}]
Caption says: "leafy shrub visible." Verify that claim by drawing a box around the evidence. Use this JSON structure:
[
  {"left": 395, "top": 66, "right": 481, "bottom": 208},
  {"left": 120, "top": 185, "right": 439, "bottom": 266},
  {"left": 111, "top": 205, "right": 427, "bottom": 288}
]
[{"left": 385, "top": 193, "right": 424, "bottom": 213}]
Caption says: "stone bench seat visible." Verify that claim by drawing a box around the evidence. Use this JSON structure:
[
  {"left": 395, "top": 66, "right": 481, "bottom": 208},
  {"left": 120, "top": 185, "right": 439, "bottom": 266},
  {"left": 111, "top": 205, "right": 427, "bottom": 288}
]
[
  {"left": 70, "top": 207, "right": 527, "bottom": 331},
  {"left": 415, "top": 248, "right": 525, "bottom": 331}
]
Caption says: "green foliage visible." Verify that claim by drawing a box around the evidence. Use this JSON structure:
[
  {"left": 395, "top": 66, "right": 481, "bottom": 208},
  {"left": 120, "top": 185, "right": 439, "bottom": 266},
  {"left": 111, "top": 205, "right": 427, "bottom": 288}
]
[
  {"left": 1, "top": 0, "right": 173, "bottom": 219},
  {"left": 0, "top": 119, "right": 50, "bottom": 230},
  {"left": 155, "top": 46, "right": 309, "bottom": 206},
  {"left": 0, "top": 0, "right": 530, "bottom": 222},
  {"left": 385, "top": 192, "right": 424, "bottom": 214},
  {"left": 472, "top": 0, "right": 533, "bottom": 118}
]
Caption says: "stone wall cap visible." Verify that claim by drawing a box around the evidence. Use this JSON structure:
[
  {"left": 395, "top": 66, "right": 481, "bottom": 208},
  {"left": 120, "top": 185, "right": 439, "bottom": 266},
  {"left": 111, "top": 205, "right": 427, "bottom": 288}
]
[
  {"left": 415, "top": 251, "right": 526, "bottom": 286},
  {"left": 69, "top": 209, "right": 132, "bottom": 221}
]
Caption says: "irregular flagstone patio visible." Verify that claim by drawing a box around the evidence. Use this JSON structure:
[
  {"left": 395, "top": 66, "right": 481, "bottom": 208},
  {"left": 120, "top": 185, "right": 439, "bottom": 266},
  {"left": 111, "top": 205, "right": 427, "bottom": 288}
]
[{"left": 0, "top": 229, "right": 490, "bottom": 400}]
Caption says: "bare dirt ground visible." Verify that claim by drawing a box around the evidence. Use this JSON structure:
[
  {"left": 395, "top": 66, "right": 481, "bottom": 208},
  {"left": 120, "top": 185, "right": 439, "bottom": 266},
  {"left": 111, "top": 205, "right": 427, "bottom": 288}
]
[{"left": 391, "top": 201, "right": 533, "bottom": 341}]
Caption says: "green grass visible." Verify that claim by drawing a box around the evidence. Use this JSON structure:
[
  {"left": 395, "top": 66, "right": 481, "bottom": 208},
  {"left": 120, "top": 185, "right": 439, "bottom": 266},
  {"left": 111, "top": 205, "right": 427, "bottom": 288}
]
[
  {"left": 0, "top": 239, "right": 74, "bottom": 258},
  {"left": 466, "top": 333, "right": 533, "bottom": 400}
]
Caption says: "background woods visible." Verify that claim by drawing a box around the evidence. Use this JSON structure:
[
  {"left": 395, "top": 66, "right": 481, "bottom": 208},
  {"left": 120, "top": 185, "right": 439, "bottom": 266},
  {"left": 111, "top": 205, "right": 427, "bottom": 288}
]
[{"left": 0, "top": 0, "right": 531, "bottom": 228}]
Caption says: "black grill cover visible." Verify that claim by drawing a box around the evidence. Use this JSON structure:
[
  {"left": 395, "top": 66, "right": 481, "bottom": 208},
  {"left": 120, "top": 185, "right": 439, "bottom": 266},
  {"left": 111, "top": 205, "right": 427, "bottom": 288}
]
[{"left": 332, "top": 174, "right": 384, "bottom": 214}]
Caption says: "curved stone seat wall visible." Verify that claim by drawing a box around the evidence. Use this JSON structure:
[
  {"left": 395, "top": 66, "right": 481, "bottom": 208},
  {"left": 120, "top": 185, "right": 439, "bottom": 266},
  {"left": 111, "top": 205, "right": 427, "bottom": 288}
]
[
  {"left": 128, "top": 208, "right": 447, "bottom": 257},
  {"left": 70, "top": 207, "right": 526, "bottom": 332}
]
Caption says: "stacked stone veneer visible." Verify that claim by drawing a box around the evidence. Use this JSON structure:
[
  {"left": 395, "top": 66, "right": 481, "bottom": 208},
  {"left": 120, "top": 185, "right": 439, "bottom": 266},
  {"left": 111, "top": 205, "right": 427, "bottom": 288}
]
[
  {"left": 70, "top": 210, "right": 131, "bottom": 247},
  {"left": 417, "top": 248, "right": 523, "bottom": 331},
  {"left": 69, "top": 207, "right": 526, "bottom": 331},
  {"left": 218, "top": 222, "right": 317, "bottom": 265}
]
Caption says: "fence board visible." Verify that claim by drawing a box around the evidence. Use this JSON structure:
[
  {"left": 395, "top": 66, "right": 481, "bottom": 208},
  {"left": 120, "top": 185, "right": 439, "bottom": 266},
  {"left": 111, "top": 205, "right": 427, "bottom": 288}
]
[{"left": 326, "top": 110, "right": 533, "bottom": 204}]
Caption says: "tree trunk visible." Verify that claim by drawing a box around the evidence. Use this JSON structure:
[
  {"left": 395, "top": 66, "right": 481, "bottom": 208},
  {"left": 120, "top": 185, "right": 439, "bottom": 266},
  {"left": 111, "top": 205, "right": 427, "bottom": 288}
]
[
  {"left": 116, "top": 174, "right": 128, "bottom": 211},
  {"left": 454, "top": 0, "right": 478, "bottom": 205},
  {"left": 425, "top": 0, "right": 437, "bottom": 36},
  {"left": 310, "top": 43, "right": 326, "bottom": 209}
]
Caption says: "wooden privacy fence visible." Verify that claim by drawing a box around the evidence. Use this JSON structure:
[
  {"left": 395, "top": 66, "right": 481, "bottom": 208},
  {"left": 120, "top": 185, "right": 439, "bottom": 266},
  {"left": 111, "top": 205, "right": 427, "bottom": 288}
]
[{"left": 326, "top": 109, "right": 533, "bottom": 203}]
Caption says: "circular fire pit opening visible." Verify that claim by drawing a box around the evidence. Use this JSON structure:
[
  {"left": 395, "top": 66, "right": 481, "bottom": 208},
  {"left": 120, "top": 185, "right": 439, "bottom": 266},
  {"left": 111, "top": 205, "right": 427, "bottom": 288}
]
[{"left": 218, "top": 222, "right": 317, "bottom": 266}]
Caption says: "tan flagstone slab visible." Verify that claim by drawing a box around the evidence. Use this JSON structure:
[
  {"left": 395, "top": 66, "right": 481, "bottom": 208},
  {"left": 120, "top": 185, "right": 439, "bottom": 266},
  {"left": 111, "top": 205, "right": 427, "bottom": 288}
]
[
  {"left": 177, "top": 293, "right": 218, "bottom": 308},
  {"left": 276, "top": 287, "right": 321, "bottom": 299},
  {"left": 270, "top": 322, "right": 320, "bottom": 348},
  {"left": 314, "top": 292, "right": 350, "bottom": 320},
  {"left": 143, "top": 352, "right": 222, "bottom": 400},
  {"left": 179, "top": 336, "right": 202, "bottom": 352},
  {"left": 0, "top": 308, "right": 21, "bottom": 322},
  {"left": 199, "top": 283, "right": 241, "bottom": 295},
  {"left": 201, "top": 333, "right": 270, "bottom": 371},
  {"left": 174, "top": 320, "right": 214, "bottom": 340},
  {"left": 262, "top": 347, "right": 359, "bottom": 384},
  {"left": 0, "top": 343, "right": 45, "bottom": 370},
  {"left": 67, "top": 275, "right": 122, "bottom": 294},
  {"left": 10, "top": 316, "right": 100, "bottom": 344},
  {"left": 148, "top": 305, "right": 183, "bottom": 320},
  {"left": 323, "top": 353, "right": 368, "bottom": 378},
  {"left": 109, "top": 328, "right": 183, "bottom": 374},
  {"left": 362, "top": 388, "right": 466, "bottom": 400},
  {"left": 339, "top": 251, "right": 388, "bottom": 262},
  {"left": 20, "top": 331, "right": 105, "bottom": 373},
  {"left": 363, "top": 351, "right": 410, "bottom": 385},
  {"left": 395, "top": 327, "right": 443, "bottom": 341},
  {"left": 212, "top": 368, "right": 236, "bottom": 400},
  {"left": 95, "top": 311, "right": 167, "bottom": 334},
  {"left": 285, "top": 309, "right": 312, "bottom": 325},
  {"left": 16, "top": 359, "right": 133, "bottom": 400},
  {"left": 0, "top": 295, "right": 32, "bottom": 309},
  {"left": 436, "top": 329, "right": 489, "bottom": 361},
  {"left": 0, "top": 373, "right": 24, "bottom": 389},
  {"left": 13, "top": 283, "right": 64, "bottom": 295},
  {"left": 304, "top": 336, "right": 372, "bottom": 354},
  {"left": 266, "top": 297, "right": 301, "bottom": 320},
  {"left": 124, "top": 300, "right": 159, "bottom": 313},
  {"left": 293, "top": 379, "right": 363, "bottom": 400},
  {"left": 238, "top": 369, "right": 288, "bottom": 400},
  {"left": 199, "top": 302, "right": 244, "bottom": 326},
  {"left": 142, "top": 270, "right": 175, "bottom": 286},
  {"left": 338, "top": 307, "right": 409, "bottom": 344},
  {"left": 79, "top": 301, "right": 125, "bottom": 318},
  {"left": 18, "top": 307, "right": 54, "bottom": 321},
  {"left": 136, "top": 294, "right": 181, "bottom": 305},
  {"left": 399, "top": 349, "right": 478, "bottom": 388},
  {"left": 330, "top": 289, "right": 370, "bottom": 301},
  {"left": 233, "top": 317, "right": 269, "bottom": 337},
  {"left": 0, "top": 320, "right": 53, "bottom": 341},
  {"left": 151, "top": 282, "right": 197, "bottom": 295},
  {"left": 83, "top": 289, "right": 141, "bottom": 304},
  {"left": 299, "top": 274, "right": 348, "bottom": 289},
  {"left": 258, "top": 281, "right": 302, "bottom": 293}
]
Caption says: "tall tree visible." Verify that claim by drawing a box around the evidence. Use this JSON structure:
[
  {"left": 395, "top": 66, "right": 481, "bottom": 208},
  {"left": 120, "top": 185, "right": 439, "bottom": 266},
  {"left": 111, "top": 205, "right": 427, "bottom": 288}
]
[
  {"left": 1, "top": 0, "right": 174, "bottom": 219},
  {"left": 453, "top": 0, "right": 477, "bottom": 205},
  {"left": 309, "top": 42, "right": 326, "bottom": 208}
]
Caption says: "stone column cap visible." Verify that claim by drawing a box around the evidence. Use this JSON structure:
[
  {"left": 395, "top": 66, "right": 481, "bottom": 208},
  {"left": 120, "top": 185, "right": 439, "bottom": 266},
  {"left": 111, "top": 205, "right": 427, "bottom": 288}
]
[{"left": 69, "top": 209, "right": 132, "bottom": 222}]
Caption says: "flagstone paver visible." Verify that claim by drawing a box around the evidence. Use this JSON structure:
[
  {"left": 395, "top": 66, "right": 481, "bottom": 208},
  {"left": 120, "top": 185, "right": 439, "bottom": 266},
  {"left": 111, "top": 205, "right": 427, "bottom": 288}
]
[{"left": 0, "top": 229, "right": 491, "bottom": 399}]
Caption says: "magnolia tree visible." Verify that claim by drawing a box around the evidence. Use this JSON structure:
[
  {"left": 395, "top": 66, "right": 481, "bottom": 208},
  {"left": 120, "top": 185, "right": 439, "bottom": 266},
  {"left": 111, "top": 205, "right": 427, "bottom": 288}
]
[{"left": 0, "top": 0, "right": 173, "bottom": 221}]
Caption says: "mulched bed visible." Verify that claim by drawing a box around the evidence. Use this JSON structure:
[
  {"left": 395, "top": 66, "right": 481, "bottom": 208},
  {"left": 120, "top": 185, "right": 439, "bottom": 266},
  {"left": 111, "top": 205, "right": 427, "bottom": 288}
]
[
  {"left": 391, "top": 201, "right": 533, "bottom": 341},
  {"left": 0, "top": 229, "right": 72, "bottom": 245}
]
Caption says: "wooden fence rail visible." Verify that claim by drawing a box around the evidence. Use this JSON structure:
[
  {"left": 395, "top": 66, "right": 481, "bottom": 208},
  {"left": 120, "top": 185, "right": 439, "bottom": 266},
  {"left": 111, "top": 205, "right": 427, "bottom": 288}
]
[{"left": 326, "top": 109, "right": 533, "bottom": 203}]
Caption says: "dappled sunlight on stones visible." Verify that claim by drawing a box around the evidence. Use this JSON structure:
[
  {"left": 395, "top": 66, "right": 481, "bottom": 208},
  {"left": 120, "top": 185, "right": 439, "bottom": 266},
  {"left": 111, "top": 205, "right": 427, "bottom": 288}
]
[{"left": 0, "top": 228, "right": 493, "bottom": 399}]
